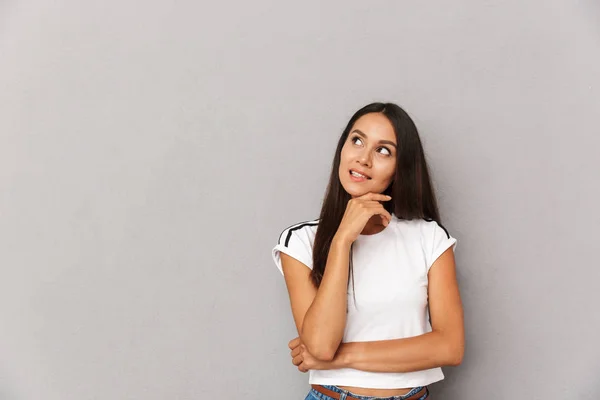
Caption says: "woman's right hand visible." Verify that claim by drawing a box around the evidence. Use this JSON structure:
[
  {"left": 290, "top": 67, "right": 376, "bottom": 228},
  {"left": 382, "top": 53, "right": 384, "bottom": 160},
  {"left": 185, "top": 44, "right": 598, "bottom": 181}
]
[{"left": 335, "top": 192, "right": 393, "bottom": 244}]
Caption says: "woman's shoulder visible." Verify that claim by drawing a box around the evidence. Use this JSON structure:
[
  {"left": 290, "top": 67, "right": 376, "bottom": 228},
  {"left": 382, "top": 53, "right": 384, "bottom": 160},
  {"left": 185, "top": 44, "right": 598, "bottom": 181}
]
[
  {"left": 393, "top": 216, "right": 430, "bottom": 229},
  {"left": 393, "top": 216, "right": 450, "bottom": 239},
  {"left": 276, "top": 217, "right": 319, "bottom": 246},
  {"left": 395, "top": 216, "right": 446, "bottom": 228},
  {"left": 419, "top": 218, "right": 451, "bottom": 238}
]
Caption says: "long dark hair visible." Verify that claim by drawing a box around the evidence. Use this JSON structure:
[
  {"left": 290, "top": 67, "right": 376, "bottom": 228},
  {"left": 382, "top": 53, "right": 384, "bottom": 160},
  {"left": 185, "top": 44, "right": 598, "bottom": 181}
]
[{"left": 310, "top": 102, "right": 444, "bottom": 296}]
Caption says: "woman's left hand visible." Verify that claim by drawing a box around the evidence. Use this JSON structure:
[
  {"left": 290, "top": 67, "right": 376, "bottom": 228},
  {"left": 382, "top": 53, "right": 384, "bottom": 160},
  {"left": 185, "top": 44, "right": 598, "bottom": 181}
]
[{"left": 288, "top": 336, "right": 335, "bottom": 372}]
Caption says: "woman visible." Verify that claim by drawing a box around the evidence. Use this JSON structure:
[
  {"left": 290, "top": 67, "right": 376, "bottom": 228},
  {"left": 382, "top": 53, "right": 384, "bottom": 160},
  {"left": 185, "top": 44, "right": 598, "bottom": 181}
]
[{"left": 271, "top": 102, "right": 464, "bottom": 400}]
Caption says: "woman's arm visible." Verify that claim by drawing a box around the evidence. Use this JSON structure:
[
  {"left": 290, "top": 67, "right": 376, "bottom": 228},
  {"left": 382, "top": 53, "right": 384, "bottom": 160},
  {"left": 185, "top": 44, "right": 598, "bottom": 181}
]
[
  {"left": 299, "top": 246, "right": 464, "bottom": 372},
  {"left": 284, "top": 193, "right": 393, "bottom": 363},
  {"left": 291, "top": 330, "right": 452, "bottom": 373},
  {"left": 299, "top": 234, "right": 353, "bottom": 360},
  {"left": 332, "top": 331, "right": 459, "bottom": 373}
]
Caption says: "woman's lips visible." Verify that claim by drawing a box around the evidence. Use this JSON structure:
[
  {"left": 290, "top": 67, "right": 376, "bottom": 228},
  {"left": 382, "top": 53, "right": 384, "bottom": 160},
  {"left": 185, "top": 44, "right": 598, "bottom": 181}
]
[{"left": 349, "top": 169, "right": 370, "bottom": 182}]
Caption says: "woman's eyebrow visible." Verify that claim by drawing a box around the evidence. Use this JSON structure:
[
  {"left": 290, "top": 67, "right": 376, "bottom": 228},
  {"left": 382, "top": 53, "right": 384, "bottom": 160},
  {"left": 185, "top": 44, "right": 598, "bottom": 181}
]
[{"left": 351, "top": 129, "right": 397, "bottom": 148}]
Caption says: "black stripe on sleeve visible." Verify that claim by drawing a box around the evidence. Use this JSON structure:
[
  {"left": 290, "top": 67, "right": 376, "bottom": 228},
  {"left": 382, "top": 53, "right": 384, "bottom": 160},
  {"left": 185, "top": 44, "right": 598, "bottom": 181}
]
[
  {"left": 437, "top": 222, "right": 450, "bottom": 239},
  {"left": 277, "top": 220, "right": 319, "bottom": 246},
  {"left": 423, "top": 218, "right": 451, "bottom": 239}
]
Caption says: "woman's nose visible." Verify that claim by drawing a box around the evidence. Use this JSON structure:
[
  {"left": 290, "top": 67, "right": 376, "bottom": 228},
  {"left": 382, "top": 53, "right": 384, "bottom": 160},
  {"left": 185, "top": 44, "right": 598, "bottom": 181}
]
[{"left": 358, "top": 152, "right": 371, "bottom": 166}]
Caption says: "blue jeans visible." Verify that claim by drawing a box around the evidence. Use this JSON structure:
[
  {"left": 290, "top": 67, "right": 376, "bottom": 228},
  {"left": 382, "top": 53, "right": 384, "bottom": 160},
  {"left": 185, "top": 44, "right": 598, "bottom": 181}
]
[{"left": 304, "top": 385, "right": 429, "bottom": 400}]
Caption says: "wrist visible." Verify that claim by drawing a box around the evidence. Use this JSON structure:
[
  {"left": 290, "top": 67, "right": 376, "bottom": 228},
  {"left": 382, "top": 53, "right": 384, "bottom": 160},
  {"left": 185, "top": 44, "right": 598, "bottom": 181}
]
[{"left": 332, "top": 234, "right": 353, "bottom": 249}]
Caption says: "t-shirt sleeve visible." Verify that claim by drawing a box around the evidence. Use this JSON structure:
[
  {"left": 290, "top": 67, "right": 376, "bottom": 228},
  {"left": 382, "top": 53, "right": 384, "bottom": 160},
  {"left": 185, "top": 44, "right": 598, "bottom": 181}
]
[
  {"left": 425, "top": 220, "right": 458, "bottom": 272},
  {"left": 272, "top": 225, "right": 314, "bottom": 276}
]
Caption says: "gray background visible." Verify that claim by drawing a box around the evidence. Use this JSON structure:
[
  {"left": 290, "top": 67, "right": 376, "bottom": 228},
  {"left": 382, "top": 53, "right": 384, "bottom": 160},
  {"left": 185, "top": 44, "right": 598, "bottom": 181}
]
[{"left": 1, "top": 1, "right": 599, "bottom": 399}]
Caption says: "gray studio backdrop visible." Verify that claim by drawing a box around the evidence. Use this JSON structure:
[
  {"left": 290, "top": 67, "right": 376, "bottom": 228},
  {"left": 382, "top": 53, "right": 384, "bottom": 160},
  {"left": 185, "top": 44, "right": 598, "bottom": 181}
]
[{"left": 1, "top": 1, "right": 599, "bottom": 399}]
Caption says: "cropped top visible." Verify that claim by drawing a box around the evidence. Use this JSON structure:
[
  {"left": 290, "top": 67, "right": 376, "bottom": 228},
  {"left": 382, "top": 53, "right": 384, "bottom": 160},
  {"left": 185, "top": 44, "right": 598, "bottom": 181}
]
[{"left": 271, "top": 213, "right": 458, "bottom": 389}]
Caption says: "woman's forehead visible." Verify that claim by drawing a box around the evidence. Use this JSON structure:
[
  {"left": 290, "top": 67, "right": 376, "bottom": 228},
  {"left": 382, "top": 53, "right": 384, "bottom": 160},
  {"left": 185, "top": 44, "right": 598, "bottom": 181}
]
[{"left": 352, "top": 113, "right": 396, "bottom": 142}]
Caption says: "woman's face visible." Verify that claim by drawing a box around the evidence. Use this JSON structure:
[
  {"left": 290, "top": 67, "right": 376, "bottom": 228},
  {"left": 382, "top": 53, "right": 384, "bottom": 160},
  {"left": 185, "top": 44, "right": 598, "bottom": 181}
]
[{"left": 338, "top": 112, "right": 397, "bottom": 199}]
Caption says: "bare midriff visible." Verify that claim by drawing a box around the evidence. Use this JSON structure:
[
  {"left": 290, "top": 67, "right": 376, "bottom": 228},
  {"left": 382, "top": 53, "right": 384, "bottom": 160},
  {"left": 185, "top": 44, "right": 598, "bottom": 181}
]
[{"left": 336, "top": 385, "right": 413, "bottom": 396}]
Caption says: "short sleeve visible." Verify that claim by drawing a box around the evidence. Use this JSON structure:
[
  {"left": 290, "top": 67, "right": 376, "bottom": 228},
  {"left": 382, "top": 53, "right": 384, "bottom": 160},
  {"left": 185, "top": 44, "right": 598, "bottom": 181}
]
[
  {"left": 271, "top": 223, "right": 315, "bottom": 276},
  {"left": 424, "top": 220, "right": 457, "bottom": 272}
]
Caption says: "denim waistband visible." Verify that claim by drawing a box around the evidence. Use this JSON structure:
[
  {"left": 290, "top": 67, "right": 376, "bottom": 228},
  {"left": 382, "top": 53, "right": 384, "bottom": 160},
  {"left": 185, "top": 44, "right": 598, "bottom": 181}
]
[{"left": 314, "top": 384, "right": 428, "bottom": 400}]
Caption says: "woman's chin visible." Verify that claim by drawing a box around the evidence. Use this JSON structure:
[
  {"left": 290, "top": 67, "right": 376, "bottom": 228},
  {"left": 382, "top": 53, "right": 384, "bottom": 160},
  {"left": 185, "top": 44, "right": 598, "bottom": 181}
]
[
  {"left": 343, "top": 185, "right": 373, "bottom": 198},
  {"left": 341, "top": 177, "right": 388, "bottom": 198}
]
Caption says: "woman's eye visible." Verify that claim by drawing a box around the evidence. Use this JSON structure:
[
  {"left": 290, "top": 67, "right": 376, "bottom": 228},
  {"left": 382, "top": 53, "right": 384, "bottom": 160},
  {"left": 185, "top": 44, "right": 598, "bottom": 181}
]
[
  {"left": 379, "top": 147, "right": 391, "bottom": 156},
  {"left": 352, "top": 136, "right": 392, "bottom": 156}
]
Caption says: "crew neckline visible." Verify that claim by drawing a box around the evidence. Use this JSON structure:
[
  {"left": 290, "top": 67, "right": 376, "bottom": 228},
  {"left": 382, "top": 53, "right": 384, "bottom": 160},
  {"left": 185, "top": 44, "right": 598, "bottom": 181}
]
[{"left": 358, "top": 213, "right": 397, "bottom": 239}]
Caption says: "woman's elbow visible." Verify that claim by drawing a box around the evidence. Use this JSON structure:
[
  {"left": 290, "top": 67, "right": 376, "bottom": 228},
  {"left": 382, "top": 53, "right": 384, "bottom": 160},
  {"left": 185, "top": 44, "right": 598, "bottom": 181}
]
[
  {"left": 449, "top": 349, "right": 464, "bottom": 366},
  {"left": 301, "top": 335, "right": 338, "bottom": 361},
  {"left": 445, "top": 339, "right": 464, "bottom": 366},
  {"left": 305, "top": 342, "right": 337, "bottom": 362}
]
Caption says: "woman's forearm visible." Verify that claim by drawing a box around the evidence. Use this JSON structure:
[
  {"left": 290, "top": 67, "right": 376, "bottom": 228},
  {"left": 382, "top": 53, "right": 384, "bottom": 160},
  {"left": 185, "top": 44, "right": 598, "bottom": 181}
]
[
  {"left": 331, "top": 331, "right": 460, "bottom": 373},
  {"left": 301, "top": 234, "right": 352, "bottom": 361}
]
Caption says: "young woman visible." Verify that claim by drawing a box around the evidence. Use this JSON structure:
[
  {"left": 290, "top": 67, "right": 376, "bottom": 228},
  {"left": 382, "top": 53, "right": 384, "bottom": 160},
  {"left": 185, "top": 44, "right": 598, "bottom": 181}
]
[{"left": 272, "top": 102, "right": 464, "bottom": 400}]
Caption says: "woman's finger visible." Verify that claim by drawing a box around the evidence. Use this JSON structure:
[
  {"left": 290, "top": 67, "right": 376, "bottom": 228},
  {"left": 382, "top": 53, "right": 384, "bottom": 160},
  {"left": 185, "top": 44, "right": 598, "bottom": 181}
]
[
  {"left": 290, "top": 346, "right": 301, "bottom": 357},
  {"left": 288, "top": 337, "right": 301, "bottom": 349},
  {"left": 357, "top": 192, "right": 392, "bottom": 202},
  {"left": 292, "top": 354, "right": 303, "bottom": 366},
  {"left": 298, "top": 362, "right": 308, "bottom": 373},
  {"left": 363, "top": 205, "right": 392, "bottom": 223}
]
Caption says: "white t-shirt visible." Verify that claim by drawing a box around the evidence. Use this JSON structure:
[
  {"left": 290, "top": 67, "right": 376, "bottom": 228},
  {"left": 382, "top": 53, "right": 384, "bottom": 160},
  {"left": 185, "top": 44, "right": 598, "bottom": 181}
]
[{"left": 271, "top": 212, "right": 458, "bottom": 389}]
